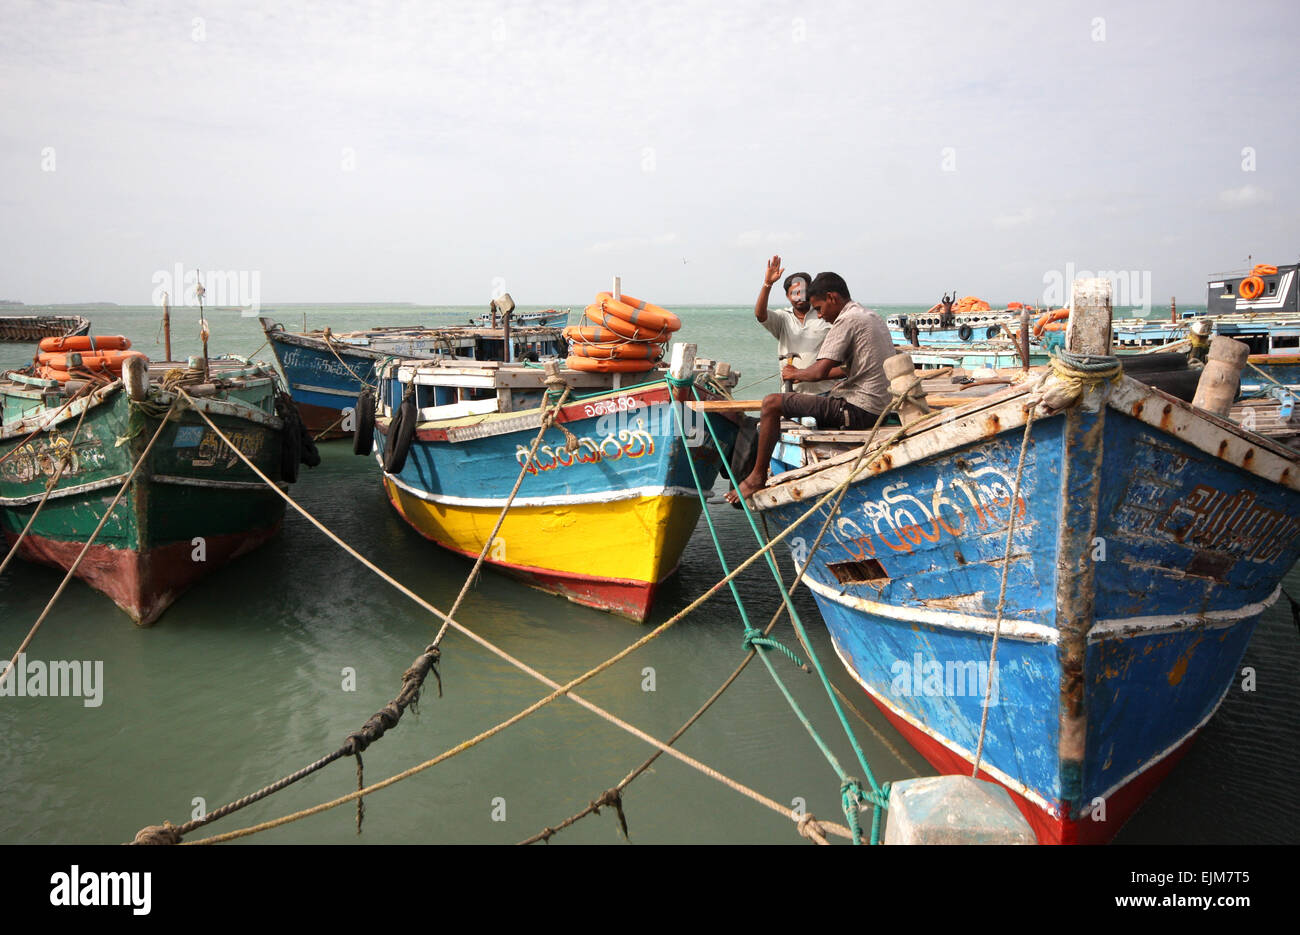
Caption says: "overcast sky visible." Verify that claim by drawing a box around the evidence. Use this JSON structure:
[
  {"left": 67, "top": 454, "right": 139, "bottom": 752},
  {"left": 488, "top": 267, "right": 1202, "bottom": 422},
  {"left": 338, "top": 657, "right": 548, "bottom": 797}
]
[{"left": 1, "top": 0, "right": 1296, "bottom": 307}]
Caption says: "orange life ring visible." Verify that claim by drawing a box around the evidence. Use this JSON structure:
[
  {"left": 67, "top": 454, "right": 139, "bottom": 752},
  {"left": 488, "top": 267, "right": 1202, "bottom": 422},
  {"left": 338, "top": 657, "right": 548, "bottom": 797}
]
[
  {"left": 564, "top": 324, "right": 664, "bottom": 345},
  {"left": 569, "top": 341, "right": 663, "bottom": 361},
  {"left": 38, "top": 335, "right": 131, "bottom": 353},
  {"left": 564, "top": 356, "right": 657, "bottom": 373},
  {"left": 1252, "top": 264, "right": 1277, "bottom": 276},
  {"left": 583, "top": 304, "right": 671, "bottom": 341},
  {"left": 38, "top": 349, "right": 148, "bottom": 372},
  {"left": 1007, "top": 302, "right": 1023, "bottom": 310},
  {"left": 1033, "top": 308, "right": 1069, "bottom": 337},
  {"left": 1239, "top": 275, "right": 1265, "bottom": 300},
  {"left": 596, "top": 293, "right": 682, "bottom": 332}
]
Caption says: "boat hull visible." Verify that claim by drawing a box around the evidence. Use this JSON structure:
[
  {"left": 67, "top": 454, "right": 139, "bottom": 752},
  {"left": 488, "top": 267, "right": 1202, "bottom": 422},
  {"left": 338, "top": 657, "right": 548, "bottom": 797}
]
[
  {"left": 1, "top": 385, "right": 286, "bottom": 624},
  {"left": 756, "top": 379, "right": 1300, "bottom": 842},
  {"left": 376, "top": 382, "right": 735, "bottom": 621}
]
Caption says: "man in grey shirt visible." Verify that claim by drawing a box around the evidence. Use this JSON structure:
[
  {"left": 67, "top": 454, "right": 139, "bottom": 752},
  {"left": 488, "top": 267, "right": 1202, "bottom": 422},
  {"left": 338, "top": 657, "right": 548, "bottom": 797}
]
[{"left": 727, "top": 271, "right": 895, "bottom": 503}]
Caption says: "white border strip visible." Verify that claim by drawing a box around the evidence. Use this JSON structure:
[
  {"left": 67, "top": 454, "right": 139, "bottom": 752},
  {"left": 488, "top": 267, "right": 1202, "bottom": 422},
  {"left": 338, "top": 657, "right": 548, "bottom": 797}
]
[
  {"left": 383, "top": 470, "right": 699, "bottom": 508},
  {"left": 804, "top": 576, "right": 1060, "bottom": 643}
]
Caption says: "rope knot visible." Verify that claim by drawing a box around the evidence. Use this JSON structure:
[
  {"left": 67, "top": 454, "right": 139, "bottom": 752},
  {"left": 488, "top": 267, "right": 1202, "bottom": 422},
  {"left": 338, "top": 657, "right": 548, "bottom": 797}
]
[
  {"left": 132, "top": 821, "right": 182, "bottom": 846},
  {"left": 796, "top": 812, "right": 829, "bottom": 845},
  {"left": 590, "top": 787, "right": 629, "bottom": 839}
]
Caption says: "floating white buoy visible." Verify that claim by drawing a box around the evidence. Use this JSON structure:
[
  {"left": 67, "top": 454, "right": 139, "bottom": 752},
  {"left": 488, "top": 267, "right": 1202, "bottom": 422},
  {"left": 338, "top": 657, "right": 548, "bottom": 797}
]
[{"left": 883, "top": 775, "right": 1036, "bottom": 845}]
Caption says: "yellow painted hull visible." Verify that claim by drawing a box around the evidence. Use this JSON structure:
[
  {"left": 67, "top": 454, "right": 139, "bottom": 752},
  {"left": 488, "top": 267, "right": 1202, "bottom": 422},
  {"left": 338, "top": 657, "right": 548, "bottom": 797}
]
[{"left": 383, "top": 476, "right": 704, "bottom": 619}]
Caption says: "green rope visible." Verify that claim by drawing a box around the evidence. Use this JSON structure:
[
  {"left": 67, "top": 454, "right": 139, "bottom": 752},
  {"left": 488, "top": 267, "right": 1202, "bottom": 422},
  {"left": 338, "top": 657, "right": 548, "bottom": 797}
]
[
  {"left": 667, "top": 380, "right": 883, "bottom": 844},
  {"left": 686, "top": 383, "right": 890, "bottom": 841}
]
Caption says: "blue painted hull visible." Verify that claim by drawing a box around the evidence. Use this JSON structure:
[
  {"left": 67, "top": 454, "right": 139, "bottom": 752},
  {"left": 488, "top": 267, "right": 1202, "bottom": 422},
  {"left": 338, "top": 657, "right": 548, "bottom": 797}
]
[
  {"left": 373, "top": 375, "right": 738, "bottom": 619},
  {"left": 757, "top": 379, "right": 1300, "bottom": 842},
  {"left": 263, "top": 323, "right": 565, "bottom": 435}
]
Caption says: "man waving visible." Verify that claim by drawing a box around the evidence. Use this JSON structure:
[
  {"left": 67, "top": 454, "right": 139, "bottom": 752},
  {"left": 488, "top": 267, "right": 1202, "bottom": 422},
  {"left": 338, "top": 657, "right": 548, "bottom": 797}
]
[{"left": 754, "top": 255, "right": 835, "bottom": 394}]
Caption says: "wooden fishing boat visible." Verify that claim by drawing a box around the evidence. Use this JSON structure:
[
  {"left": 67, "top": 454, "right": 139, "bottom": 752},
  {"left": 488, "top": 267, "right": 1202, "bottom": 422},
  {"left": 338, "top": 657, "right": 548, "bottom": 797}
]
[
  {"left": 364, "top": 347, "right": 741, "bottom": 620},
  {"left": 747, "top": 281, "right": 1300, "bottom": 843},
  {"left": 0, "top": 346, "right": 316, "bottom": 625},
  {"left": 261, "top": 314, "right": 566, "bottom": 438},
  {"left": 0, "top": 314, "right": 91, "bottom": 343}
]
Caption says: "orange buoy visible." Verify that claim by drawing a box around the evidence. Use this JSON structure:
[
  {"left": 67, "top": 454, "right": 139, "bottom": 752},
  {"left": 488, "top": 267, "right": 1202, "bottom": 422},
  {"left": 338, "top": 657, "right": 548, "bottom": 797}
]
[
  {"left": 569, "top": 341, "right": 664, "bottom": 361},
  {"left": 38, "top": 335, "right": 131, "bottom": 353},
  {"left": 1239, "top": 275, "right": 1265, "bottom": 300},
  {"left": 564, "top": 356, "right": 657, "bottom": 373},
  {"left": 596, "top": 293, "right": 682, "bottom": 332},
  {"left": 1252, "top": 264, "right": 1278, "bottom": 276}
]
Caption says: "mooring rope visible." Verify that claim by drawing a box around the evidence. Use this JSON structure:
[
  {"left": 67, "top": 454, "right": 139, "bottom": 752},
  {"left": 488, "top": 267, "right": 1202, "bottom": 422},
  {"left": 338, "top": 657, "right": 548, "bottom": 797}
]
[
  {"left": 685, "top": 377, "right": 923, "bottom": 839},
  {"left": 138, "top": 380, "right": 948, "bottom": 845},
  {"left": 0, "top": 398, "right": 179, "bottom": 694},
  {"left": 970, "top": 401, "right": 1037, "bottom": 776},
  {"left": 320, "top": 328, "right": 377, "bottom": 391},
  {"left": 432, "top": 377, "right": 573, "bottom": 646},
  {"left": 136, "top": 389, "right": 892, "bottom": 845}
]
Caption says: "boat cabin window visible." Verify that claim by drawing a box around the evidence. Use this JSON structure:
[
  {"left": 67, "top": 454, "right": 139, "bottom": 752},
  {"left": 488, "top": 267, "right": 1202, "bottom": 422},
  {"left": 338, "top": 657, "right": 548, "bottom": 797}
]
[
  {"left": 1267, "top": 280, "right": 1277, "bottom": 296},
  {"left": 460, "top": 386, "right": 495, "bottom": 402}
]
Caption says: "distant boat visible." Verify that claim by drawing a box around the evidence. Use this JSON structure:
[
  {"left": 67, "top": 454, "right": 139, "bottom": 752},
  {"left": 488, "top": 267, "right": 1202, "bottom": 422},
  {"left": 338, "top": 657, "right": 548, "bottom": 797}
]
[
  {"left": 470, "top": 307, "right": 569, "bottom": 329},
  {"left": 748, "top": 291, "right": 1300, "bottom": 843},
  {"left": 0, "top": 315, "right": 91, "bottom": 343},
  {"left": 260, "top": 317, "right": 567, "bottom": 438},
  {"left": 1, "top": 340, "right": 315, "bottom": 624}
]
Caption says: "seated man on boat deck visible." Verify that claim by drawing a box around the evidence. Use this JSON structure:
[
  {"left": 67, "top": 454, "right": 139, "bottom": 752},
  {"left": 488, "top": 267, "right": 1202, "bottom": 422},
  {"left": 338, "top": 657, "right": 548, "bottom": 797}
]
[
  {"left": 727, "top": 272, "right": 894, "bottom": 503},
  {"left": 754, "top": 256, "right": 837, "bottom": 394}
]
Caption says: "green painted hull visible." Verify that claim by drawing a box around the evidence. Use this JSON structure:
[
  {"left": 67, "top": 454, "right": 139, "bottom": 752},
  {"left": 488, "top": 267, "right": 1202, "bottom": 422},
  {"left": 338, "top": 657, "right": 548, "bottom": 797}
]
[{"left": 1, "top": 382, "right": 286, "bottom": 624}]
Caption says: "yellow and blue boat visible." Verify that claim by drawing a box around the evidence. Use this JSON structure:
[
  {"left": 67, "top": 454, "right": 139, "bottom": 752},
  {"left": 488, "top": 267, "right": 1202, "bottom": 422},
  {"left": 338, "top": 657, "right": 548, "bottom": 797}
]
[{"left": 364, "top": 352, "right": 740, "bottom": 620}]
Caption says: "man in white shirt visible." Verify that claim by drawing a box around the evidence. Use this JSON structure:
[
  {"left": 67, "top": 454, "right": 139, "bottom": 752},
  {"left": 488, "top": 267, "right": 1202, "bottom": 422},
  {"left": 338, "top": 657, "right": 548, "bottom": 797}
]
[{"left": 754, "top": 256, "right": 836, "bottom": 394}]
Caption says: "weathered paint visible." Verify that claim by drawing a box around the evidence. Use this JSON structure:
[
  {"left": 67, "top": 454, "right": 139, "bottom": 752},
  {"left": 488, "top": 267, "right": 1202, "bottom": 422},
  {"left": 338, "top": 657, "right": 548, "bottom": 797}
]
[
  {"left": 1, "top": 382, "right": 287, "bottom": 624},
  {"left": 754, "top": 375, "right": 1300, "bottom": 843},
  {"left": 373, "top": 377, "right": 738, "bottom": 621}
]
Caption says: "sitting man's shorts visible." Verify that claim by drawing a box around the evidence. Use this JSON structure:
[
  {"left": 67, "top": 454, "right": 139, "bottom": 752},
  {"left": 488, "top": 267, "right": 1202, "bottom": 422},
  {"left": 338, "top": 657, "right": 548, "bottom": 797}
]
[{"left": 779, "top": 393, "right": 878, "bottom": 430}]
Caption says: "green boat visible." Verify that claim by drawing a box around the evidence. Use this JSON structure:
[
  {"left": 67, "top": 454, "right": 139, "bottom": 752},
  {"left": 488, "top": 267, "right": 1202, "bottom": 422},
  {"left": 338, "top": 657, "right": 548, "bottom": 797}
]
[{"left": 0, "top": 354, "right": 315, "bottom": 625}]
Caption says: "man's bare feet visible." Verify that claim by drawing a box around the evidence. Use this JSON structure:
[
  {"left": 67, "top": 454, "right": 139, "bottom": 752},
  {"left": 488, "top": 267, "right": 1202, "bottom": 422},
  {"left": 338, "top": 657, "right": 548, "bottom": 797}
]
[{"left": 724, "top": 475, "right": 765, "bottom": 505}]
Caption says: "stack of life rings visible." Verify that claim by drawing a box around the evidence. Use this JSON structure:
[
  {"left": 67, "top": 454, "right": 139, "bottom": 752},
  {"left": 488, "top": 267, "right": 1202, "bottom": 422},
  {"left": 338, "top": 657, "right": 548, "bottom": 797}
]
[
  {"left": 562, "top": 292, "right": 682, "bottom": 373},
  {"left": 1238, "top": 264, "right": 1277, "bottom": 302},
  {"left": 34, "top": 335, "right": 148, "bottom": 383}
]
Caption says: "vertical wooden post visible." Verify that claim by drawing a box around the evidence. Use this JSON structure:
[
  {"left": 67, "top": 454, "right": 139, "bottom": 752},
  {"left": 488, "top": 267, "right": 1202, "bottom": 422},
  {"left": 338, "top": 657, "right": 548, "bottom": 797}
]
[
  {"left": 1019, "top": 306, "right": 1030, "bottom": 371},
  {"left": 669, "top": 343, "right": 696, "bottom": 401},
  {"left": 1192, "top": 336, "right": 1248, "bottom": 418},
  {"left": 1170, "top": 296, "right": 1177, "bottom": 324},
  {"left": 162, "top": 291, "right": 172, "bottom": 361},
  {"left": 1066, "top": 278, "right": 1113, "bottom": 356},
  {"left": 612, "top": 275, "right": 622, "bottom": 302},
  {"left": 884, "top": 352, "right": 930, "bottom": 425}
]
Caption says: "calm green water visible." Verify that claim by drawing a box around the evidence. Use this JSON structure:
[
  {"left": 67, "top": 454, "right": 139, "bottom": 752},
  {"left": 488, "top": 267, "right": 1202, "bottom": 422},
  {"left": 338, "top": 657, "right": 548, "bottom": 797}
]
[{"left": 0, "top": 304, "right": 1294, "bottom": 845}]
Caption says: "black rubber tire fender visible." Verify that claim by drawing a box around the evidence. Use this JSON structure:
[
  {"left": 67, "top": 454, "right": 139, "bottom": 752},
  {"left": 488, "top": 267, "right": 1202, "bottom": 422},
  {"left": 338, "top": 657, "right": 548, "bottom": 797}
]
[
  {"left": 353, "top": 388, "right": 376, "bottom": 455},
  {"left": 957, "top": 323, "right": 974, "bottom": 341},
  {"left": 383, "top": 393, "right": 417, "bottom": 475}
]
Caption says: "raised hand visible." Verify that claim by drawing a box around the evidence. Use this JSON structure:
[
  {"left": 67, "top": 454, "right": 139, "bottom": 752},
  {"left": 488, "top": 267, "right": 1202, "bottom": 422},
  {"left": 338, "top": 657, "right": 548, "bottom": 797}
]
[{"left": 763, "top": 255, "right": 784, "bottom": 288}]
